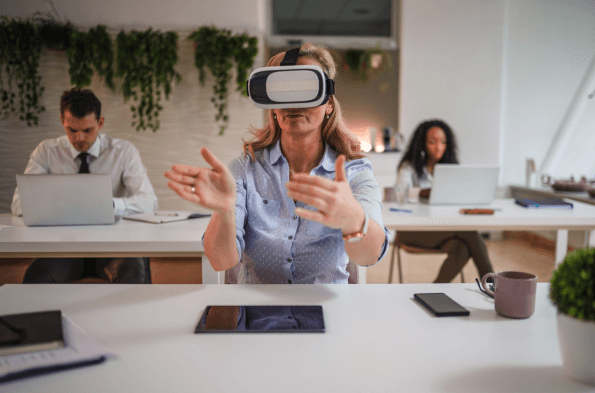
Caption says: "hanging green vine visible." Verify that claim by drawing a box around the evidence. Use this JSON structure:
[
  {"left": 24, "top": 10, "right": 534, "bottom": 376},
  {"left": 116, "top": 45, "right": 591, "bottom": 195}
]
[
  {"left": 0, "top": 17, "right": 45, "bottom": 126},
  {"left": 32, "top": 12, "right": 75, "bottom": 51},
  {"left": 188, "top": 26, "right": 258, "bottom": 135},
  {"left": 67, "top": 25, "right": 115, "bottom": 91},
  {"left": 115, "top": 28, "right": 181, "bottom": 132}
]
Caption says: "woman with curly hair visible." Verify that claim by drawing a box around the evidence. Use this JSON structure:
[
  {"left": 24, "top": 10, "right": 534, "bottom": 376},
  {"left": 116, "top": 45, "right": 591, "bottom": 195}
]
[{"left": 395, "top": 119, "right": 494, "bottom": 282}]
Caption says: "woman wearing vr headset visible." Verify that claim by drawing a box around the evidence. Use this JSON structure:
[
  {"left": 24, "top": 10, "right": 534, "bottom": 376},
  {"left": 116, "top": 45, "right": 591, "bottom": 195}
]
[{"left": 165, "top": 43, "right": 389, "bottom": 284}]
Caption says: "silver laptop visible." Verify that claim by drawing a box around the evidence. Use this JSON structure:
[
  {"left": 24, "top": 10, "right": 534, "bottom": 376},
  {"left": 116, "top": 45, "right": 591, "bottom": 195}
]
[
  {"left": 16, "top": 174, "right": 115, "bottom": 226},
  {"left": 425, "top": 164, "right": 500, "bottom": 205}
]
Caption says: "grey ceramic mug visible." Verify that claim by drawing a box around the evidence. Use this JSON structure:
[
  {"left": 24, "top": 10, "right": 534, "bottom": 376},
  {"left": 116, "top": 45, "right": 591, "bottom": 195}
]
[{"left": 481, "top": 271, "right": 538, "bottom": 319}]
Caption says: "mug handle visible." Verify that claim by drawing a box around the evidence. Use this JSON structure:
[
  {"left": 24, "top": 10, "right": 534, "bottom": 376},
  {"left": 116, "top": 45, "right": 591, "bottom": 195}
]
[{"left": 481, "top": 273, "right": 496, "bottom": 297}]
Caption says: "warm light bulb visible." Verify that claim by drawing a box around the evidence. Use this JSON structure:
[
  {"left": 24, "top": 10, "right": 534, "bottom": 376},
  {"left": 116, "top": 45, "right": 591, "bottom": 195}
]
[
  {"left": 370, "top": 53, "right": 383, "bottom": 69},
  {"left": 361, "top": 141, "right": 372, "bottom": 153}
]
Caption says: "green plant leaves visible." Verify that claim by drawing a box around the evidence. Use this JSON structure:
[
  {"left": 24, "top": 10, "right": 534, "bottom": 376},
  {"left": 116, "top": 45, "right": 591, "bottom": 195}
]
[
  {"left": 67, "top": 25, "right": 115, "bottom": 91},
  {"left": 550, "top": 247, "right": 595, "bottom": 321},
  {"left": 116, "top": 28, "right": 181, "bottom": 132},
  {"left": 0, "top": 17, "right": 46, "bottom": 126},
  {"left": 2, "top": 16, "right": 258, "bottom": 135},
  {"left": 188, "top": 27, "right": 258, "bottom": 135}
]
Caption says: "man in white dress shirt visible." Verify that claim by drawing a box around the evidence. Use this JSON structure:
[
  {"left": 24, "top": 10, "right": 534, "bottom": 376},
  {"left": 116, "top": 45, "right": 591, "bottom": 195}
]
[{"left": 11, "top": 88, "right": 158, "bottom": 283}]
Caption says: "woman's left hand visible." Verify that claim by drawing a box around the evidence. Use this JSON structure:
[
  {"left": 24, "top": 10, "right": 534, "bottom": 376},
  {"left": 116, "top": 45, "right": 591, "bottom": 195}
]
[{"left": 286, "top": 154, "right": 364, "bottom": 234}]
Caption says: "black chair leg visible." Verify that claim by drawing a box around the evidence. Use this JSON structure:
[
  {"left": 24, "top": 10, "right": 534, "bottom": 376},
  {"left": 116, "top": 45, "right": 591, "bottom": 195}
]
[
  {"left": 143, "top": 257, "right": 152, "bottom": 284},
  {"left": 397, "top": 247, "right": 404, "bottom": 284},
  {"left": 388, "top": 245, "right": 396, "bottom": 284}
]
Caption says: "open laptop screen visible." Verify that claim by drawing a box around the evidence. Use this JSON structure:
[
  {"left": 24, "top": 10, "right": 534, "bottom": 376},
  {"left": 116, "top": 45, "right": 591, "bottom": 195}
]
[
  {"left": 427, "top": 165, "right": 500, "bottom": 205},
  {"left": 16, "top": 174, "right": 115, "bottom": 226}
]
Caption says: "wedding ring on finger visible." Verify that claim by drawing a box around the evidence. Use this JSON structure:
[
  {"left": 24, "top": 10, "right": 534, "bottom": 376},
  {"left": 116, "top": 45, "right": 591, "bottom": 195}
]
[{"left": 191, "top": 187, "right": 196, "bottom": 193}]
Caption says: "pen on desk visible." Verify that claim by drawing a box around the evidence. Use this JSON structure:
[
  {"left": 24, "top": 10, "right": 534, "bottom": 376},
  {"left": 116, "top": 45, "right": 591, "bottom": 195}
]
[
  {"left": 390, "top": 208, "right": 413, "bottom": 213},
  {"left": 154, "top": 212, "right": 178, "bottom": 217}
]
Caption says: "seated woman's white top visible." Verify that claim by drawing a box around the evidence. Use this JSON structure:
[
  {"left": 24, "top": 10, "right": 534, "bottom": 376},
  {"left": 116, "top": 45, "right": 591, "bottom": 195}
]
[{"left": 395, "top": 162, "right": 433, "bottom": 196}]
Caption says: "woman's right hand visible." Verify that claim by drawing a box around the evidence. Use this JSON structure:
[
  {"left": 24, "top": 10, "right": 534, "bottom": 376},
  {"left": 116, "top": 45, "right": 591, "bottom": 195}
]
[{"left": 164, "top": 147, "right": 236, "bottom": 213}]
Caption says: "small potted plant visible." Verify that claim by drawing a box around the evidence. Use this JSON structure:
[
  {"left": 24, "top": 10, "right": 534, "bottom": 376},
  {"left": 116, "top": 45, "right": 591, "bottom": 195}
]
[{"left": 550, "top": 247, "right": 595, "bottom": 385}]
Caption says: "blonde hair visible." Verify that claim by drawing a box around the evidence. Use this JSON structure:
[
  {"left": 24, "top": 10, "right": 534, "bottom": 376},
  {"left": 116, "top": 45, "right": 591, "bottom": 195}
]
[{"left": 242, "top": 43, "right": 363, "bottom": 160}]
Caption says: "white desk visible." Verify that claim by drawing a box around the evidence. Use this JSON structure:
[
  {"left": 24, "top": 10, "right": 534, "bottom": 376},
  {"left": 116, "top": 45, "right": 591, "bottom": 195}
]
[
  {"left": 510, "top": 184, "right": 595, "bottom": 206},
  {"left": 382, "top": 199, "right": 595, "bottom": 265},
  {"left": 0, "top": 214, "right": 368, "bottom": 285},
  {"left": 0, "top": 214, "right": 220, "bottom": 284},
  {"left": 0, "top": 283, "right": 588, "bottom": 393}
]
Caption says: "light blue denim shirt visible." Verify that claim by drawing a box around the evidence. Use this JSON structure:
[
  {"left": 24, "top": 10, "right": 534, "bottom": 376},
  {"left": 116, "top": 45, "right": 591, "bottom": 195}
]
[{"left": 227, "top": 140, "right": 389, "bottom": 284}]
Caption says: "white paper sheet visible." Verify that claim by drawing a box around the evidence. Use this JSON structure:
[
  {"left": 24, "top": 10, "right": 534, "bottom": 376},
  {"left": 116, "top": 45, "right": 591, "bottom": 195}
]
[{"left": 0, "top": 316, "right": 114, "bottom": 380}]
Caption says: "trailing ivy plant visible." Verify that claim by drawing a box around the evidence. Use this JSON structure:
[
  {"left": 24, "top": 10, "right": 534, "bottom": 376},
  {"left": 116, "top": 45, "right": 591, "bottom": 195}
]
[
  {"left": 188, "top": 26, "right": 258, "bottom": 135},
  {"left": 67, "top": 25, "right": 115, "bottom": 91},
  {"left": 115, "top": 29, "right": 181, "bottom": 132},
  {"left": 32, "top": 12, "right": 75, "bottom": 51},
  {"left": 0, "top": 17, "right": 45, "bottom": 126}
]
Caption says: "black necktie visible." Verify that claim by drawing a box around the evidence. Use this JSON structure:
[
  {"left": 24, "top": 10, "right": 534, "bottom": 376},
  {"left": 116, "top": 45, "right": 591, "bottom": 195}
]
[{"left": 78, "top": 152, "right": 90, "bottom": 174}]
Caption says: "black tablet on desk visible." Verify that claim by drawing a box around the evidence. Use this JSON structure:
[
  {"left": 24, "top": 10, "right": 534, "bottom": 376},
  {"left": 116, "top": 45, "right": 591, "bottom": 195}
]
[{"left": 195, "top": 305, "right": 325, "bottom": 333}]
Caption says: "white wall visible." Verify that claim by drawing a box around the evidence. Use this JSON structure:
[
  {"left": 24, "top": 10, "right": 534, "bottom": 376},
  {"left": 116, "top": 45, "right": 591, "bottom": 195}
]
[
  {"left": 503, "top": 0, "right": 595, "bottom": 185},
  {"left": 399, "top": 0, "right": 505, "bottom": 167},
  {"left": 1, "top": 0, "right": 262, "bottom": 31},
  {"left": 399, "top": 0, "right": 595, "bottom": 186}
]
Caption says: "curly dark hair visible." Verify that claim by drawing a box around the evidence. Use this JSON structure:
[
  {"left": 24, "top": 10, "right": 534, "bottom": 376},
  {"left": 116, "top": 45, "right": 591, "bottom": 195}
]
[{"left": 398, "top": 119, "right": 459, "bottom": 177}]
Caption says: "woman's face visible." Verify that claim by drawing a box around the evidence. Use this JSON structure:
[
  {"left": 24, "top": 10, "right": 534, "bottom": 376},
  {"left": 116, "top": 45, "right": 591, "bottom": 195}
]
[
  {"left": 272, "top": 57, "right": 333, "bottom": 138},
  {"left": 425, "top": 126, "right": 447, "bottom": 162}
]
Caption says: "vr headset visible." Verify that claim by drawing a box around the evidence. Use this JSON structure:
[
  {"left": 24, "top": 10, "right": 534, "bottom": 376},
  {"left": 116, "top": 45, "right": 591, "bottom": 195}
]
[{"left": 246, "top": 48, "right": 335, "bottom": 109}]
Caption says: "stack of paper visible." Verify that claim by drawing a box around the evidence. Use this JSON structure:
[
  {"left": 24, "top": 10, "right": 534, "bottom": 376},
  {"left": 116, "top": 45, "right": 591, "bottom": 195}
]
[{"left": 0, "top": 316, "right": 113, "bottom": 383}]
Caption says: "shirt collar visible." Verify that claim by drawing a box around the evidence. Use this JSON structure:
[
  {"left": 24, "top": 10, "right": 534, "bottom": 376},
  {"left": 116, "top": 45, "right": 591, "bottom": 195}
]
[
  {"left": 269, "top": 139, "right": 284, "bottom": 166},
  {"left": 268, "top": 139, "right": 337, "bottom": 173},
  {"left": 69, "top": 134, "right": 102, "bottom": 159}
]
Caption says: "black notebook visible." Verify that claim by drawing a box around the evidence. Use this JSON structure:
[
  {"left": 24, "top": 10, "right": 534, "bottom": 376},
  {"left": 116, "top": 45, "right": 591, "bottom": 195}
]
[
  {"left": 515, "top": 198, "right": 574, "bottom": 209},
  {"left": 0, "top": 310, "right": 64, "bottom": 356}
]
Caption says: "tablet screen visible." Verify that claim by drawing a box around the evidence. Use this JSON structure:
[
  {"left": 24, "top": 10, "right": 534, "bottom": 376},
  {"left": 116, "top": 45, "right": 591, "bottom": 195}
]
[{"left": 194, "top": 305, "right": 325, "bottom": 333}]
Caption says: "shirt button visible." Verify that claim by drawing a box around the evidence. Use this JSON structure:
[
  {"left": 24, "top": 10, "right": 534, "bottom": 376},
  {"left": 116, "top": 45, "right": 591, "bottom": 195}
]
[
  {"left": 288, "top": 235, "right": 293, "bottom": 240},
  {"left": 292, "top": 215, "right": 297, "bottom": 220},
  {"left": 286, "top": 258, "right": 292, "bottom": 263},
  {"left": 263, "top": 199, "right": 268, "bottom": 204},
  {"left": 287, "top": 279, "right": 293, "bottom": 284}
]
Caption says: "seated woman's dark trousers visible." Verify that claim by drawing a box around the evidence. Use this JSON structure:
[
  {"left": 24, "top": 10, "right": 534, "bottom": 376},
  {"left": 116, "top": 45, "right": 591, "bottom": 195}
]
[{"left": 397, "top": 231, "right": 494, "bottom": 283}]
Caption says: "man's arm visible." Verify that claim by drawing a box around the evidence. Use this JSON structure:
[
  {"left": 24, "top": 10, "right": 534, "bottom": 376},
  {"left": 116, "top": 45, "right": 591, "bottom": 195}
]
[{"left": 114, "top": 143, "right": 158, "bottom": 216}]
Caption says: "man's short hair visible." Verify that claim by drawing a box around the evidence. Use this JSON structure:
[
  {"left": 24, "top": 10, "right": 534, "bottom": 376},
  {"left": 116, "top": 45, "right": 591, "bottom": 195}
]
[{"left": 60, "top": 88, "right": 102, "bottom": 120}]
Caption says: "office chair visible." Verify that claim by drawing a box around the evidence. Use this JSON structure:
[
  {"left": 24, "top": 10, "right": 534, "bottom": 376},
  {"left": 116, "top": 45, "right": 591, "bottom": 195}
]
[
  {"left": 388, "top": 233, "right": 465, "bottom": 284},
  {"left": 224, "top": 261, "right": 362, "bottom": 284}
]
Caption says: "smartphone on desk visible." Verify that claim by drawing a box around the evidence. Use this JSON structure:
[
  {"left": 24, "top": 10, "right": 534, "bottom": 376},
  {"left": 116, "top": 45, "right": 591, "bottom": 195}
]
[{"left": 414, "top": 293, "right": 470, "bottom": 317}]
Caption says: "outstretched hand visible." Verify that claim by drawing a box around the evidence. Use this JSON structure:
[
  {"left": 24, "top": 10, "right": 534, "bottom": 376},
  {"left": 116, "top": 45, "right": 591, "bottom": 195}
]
[
  {"left": 164, "top": 147, "right": 236, "bottom": 213},
  {"left": 285, "top": 154, "right": 364, "bottom": 234}
]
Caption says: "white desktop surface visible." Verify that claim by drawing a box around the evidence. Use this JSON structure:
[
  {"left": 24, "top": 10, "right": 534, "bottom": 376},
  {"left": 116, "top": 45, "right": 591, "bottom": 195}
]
[
  {"left": 383, "top": 198, "right": 595, "bottom": 265},
  {"left": 0, "top": 214, "right": 208, "bottom": 256},
  {"left": 510, "top": 184, "right": 595, "bottom": 206},
  {"left": 0, "top": 283, "right": 588, "bottom": 393},
  {"left": 382, "top": 198, "right": 595, "bottom": 231}
]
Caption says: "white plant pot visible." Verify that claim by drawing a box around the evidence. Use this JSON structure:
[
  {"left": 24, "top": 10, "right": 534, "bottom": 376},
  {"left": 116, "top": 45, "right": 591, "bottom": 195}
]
[{"left": 557, "top": 312, "right": 595, "bottom": 385}]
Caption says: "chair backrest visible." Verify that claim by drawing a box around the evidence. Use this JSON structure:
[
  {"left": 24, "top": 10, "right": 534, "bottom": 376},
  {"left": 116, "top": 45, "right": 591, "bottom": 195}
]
[{"left": 224, "top": 262, "right": 363, "bottom": 284}]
